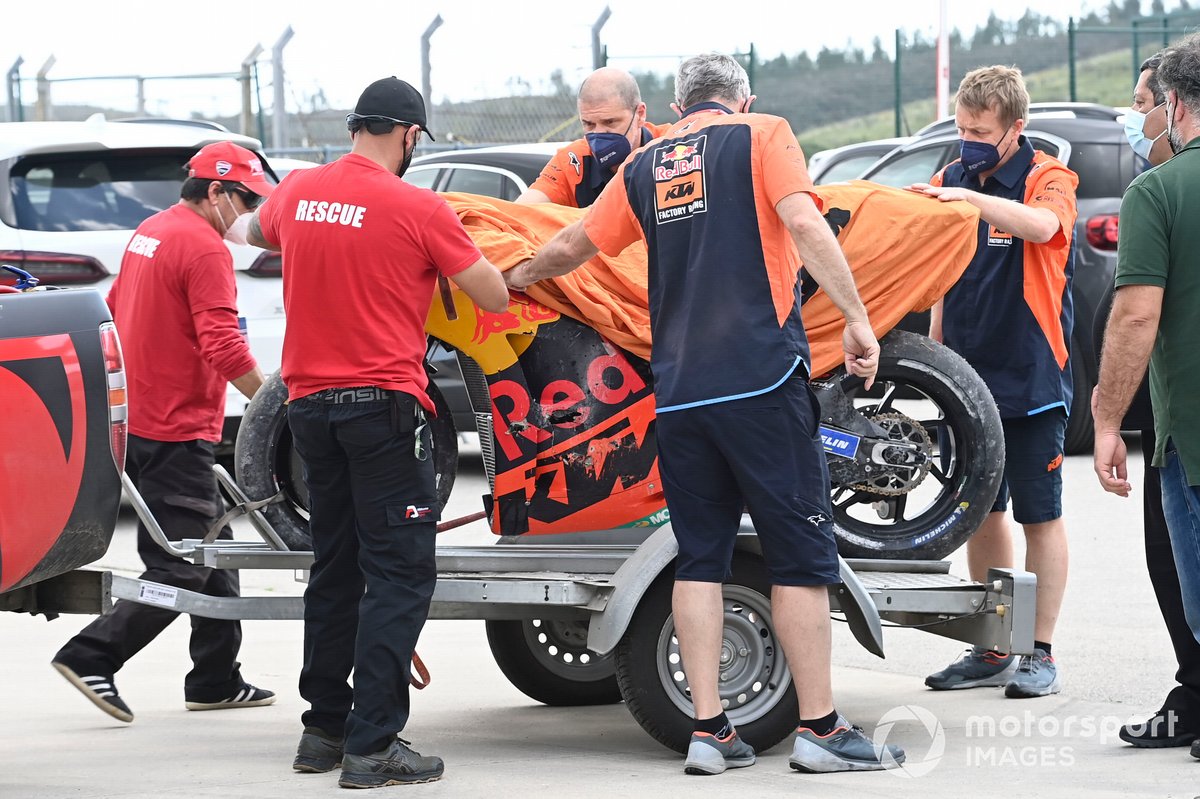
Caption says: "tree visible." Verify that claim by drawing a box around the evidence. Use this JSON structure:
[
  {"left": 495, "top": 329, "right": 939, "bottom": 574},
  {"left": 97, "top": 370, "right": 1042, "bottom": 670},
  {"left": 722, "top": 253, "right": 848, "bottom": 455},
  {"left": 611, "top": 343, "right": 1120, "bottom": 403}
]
[
  {"left": 816, "top": 46, "right": 846, "bottom": 70},
  {"left": 871, "top": 36, "right": 890, "bottom": 64}
]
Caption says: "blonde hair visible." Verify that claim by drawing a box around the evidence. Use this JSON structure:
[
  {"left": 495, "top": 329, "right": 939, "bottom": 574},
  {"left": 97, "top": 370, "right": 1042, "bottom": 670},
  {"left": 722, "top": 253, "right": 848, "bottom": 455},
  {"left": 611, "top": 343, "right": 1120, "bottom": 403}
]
[{"left": 955, "top": 65, "right": 1029, "bottom": 128}]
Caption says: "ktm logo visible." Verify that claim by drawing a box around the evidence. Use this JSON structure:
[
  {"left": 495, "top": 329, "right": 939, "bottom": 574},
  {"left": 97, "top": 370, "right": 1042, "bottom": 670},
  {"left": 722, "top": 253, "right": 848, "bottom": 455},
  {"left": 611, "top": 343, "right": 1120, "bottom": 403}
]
[
  {"left": 663, "top": 182, "right": 695, "bottom": 200},
  {"left": 1046, "top": 453, "right": 1063, "bottom": 472}
]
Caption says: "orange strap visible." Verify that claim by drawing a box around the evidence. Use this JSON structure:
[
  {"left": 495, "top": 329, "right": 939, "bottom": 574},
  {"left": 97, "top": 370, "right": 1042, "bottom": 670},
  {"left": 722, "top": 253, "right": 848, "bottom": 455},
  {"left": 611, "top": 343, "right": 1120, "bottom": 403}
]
[{"left": 410, "top": 652, "right": 431, "bottom": 690}]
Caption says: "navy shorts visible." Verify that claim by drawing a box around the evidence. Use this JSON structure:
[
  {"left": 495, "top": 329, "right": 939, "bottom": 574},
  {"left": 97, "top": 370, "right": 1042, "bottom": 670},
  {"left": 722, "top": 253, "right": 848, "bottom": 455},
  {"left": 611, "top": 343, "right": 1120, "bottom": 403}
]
[
  {"left": 655, "top": 375, "right": 840, "bottom": 586},
  {"left": 992, "top": 408, "right": 1066, "bottom": 524}
]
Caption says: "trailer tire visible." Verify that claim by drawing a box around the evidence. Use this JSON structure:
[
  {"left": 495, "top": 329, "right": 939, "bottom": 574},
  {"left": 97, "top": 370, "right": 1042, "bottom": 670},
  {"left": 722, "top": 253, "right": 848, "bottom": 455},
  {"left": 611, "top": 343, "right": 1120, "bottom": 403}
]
[
  {"left": 485, "top": 620, "right": 622, "bottom": 706},
  {"left": 613, "top": 553, "right": 798, "bottom": 754},
  {"left": 235, "top": 371, "right": 458, "bottom": 551}
]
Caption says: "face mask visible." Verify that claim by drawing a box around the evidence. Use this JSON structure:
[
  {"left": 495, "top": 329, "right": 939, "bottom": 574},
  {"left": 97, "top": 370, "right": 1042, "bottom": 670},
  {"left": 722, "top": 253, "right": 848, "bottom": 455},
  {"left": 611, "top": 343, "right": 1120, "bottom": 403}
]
[
  {"left": 220, "top": 193, "right": 251, "bottom": 245},
  {"left": 960, "top": 125, "right": 1014, "bottom": 178},
  {"left": 1125, "top": 103, "right": 1167, "bottom": 160},
  {"left": 397, "top": 138, "right": 415, "bottom": 178},
  {"left": 586, "top": 115, "right": 636, "bottom": 172}
]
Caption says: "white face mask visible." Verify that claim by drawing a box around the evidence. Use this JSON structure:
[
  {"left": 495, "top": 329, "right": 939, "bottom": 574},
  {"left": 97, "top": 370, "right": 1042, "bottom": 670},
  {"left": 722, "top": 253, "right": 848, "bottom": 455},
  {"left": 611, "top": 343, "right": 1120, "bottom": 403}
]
[{"left": 220, "top": 193, "right": 252, "bottom": 245}]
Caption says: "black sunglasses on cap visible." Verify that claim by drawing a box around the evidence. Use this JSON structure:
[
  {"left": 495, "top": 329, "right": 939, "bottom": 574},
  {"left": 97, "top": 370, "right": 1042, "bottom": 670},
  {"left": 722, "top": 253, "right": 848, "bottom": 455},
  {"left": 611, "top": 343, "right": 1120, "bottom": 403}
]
[
  {"left": 346, "top": 113, "right": 425, "bottom": 136},
  {"left": 228, "top": 187, "right": 264, "bottom": 210}
]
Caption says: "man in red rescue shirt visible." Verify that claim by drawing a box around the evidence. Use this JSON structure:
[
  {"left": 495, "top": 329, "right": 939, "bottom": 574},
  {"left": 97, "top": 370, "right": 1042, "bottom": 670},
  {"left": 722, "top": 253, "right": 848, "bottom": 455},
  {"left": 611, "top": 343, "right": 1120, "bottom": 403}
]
[
  {"left": 249, "top": 76, "right": 507, "bottom": 788},
  {"left": 53, "top": 141, "right": 275, "bottom": 723}
]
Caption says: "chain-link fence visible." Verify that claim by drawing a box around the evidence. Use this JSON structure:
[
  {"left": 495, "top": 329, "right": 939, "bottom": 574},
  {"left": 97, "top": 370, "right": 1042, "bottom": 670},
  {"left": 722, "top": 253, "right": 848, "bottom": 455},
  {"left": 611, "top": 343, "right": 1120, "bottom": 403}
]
[{"left": 8, "top": 8, "right": 1200, "bottom": 161}]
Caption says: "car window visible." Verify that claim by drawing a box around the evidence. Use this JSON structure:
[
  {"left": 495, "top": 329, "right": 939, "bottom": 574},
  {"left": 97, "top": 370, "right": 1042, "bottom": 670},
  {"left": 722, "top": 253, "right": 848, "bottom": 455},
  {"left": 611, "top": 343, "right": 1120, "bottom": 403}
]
[
  {"left": 442, "top": 167, "right": 507, "bottom": 198},
  {"left": 1060, "top": 142, "right": 1135, "bottom": 198},
  {"left": 865, "top": 144, "right": 955, "bottom": 187},
  {"left": 10, "top": 151, "right": 195, "bottom": 232},
  {"left": 404, "top": 167, "right": 440, "bottom": 190},
  {"left": 815, "top": 154, "right": 887, "bottom": 185}
]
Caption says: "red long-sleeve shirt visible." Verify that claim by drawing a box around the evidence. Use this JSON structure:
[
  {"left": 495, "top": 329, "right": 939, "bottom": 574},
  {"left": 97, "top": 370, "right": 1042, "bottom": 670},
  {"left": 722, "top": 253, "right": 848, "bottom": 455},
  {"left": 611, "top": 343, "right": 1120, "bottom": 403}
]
[{"left": 107, "top": 203, "right": 256, "bottom": 443}]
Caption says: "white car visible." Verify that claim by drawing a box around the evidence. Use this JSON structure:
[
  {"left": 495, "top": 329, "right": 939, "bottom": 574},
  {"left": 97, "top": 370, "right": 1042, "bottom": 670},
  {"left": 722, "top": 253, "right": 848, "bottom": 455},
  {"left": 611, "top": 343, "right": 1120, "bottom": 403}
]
[{"left": 0, "top": 116, "right": 285, "bottom": 451}]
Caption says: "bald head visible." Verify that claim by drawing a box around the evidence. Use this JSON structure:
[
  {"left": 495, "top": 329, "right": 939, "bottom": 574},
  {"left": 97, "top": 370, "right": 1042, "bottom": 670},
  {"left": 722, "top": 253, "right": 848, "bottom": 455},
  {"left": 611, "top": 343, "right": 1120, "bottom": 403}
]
[{"left": 579, "top": 67, "right": 642, "bottom": 109}]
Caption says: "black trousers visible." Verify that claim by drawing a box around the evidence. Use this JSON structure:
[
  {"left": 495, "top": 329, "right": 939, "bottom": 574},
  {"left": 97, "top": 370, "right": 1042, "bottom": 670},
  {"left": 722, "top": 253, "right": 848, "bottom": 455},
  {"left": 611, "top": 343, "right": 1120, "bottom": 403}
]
[
  {"left": 55, "top": 435, "right": 244, "bottom": 701},
  {"left": 288, "top": 391, "right": 437, "bottom": 756},
  {"left": 1142, "top": 428, "right": 1200, "bottom": 726}
]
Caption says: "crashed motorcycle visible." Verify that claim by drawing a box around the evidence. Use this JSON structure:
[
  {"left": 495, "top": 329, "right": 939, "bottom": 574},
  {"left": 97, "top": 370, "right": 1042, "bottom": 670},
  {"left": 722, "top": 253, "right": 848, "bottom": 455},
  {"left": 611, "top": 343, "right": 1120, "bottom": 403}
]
[{"left": 238, "top": 180, "right": 1001, "bottom": 561}]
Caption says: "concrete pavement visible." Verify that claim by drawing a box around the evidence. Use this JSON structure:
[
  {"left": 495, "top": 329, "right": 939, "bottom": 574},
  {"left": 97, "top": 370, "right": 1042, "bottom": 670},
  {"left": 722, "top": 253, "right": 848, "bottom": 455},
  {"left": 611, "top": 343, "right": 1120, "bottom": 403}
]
[{"left": 2, "top": 444, "right": 1199, "bottom": 797}]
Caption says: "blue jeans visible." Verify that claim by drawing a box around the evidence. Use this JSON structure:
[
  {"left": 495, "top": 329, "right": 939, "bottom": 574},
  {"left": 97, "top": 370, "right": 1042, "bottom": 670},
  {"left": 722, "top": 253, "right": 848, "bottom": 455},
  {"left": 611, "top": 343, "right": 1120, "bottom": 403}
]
[{"left": 1159, "top": 441, "right": 1200, "bottom": 645}]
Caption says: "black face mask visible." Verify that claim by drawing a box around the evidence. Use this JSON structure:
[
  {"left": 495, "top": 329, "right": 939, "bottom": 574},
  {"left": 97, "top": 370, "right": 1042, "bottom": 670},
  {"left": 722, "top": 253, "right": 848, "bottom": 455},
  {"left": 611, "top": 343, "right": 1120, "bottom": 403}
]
[{"left": 397, "top": 134, "right": 415, "bottom": 178}]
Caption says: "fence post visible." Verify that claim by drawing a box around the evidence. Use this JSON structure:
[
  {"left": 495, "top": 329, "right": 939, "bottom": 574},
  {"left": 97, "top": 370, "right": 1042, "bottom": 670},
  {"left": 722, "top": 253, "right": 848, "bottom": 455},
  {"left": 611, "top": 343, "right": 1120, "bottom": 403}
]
[
  {"left": 1161, "top": 15, "right": 1170, "bottom": 47},
  {"left": 894, "top": 29, "right": 902, "bottom": 137},
  {"left": 272, "top": 26, "right": 294, "bottom": 150},
  {"left": 35, "top": 55, "right": 55, "bottom": 121},
  {"left": 748, "top": 43, "right": 756, "bottom": 88},
  {"left": 1068, "top": 18, "right": 1077, "bottom": 103},
  {"left": 241, "top": 44, "right": 263, "bottom": 137},
  {"left": 421, "top": 15, "right": 443, "bottom": 136},
  {"left": 5, "top": 57, "right": 22, "bottom": 122},
  {"left": 592, "top": 6, "right": 611, "bottom": 70},
  {"left": 1132, "top": 19, "right": 1140, "bottom": 88}
]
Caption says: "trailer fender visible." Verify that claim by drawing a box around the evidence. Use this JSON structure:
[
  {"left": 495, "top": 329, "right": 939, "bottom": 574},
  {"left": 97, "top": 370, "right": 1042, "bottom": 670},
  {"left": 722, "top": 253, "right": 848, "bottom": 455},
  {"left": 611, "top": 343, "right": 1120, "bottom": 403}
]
[
  {"left": 587, "top": 525, "right": 678, "bottom": 656},
  {"left": 586, "top": 524, "right": 885, "bottom": 659}
]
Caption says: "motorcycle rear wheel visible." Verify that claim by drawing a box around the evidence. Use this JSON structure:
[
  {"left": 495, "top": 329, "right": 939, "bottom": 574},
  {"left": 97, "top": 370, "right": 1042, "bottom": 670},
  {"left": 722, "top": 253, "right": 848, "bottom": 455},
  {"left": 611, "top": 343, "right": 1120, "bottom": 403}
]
[{"left": 826, "top": 330, "right": 1005, "bottom": 560}]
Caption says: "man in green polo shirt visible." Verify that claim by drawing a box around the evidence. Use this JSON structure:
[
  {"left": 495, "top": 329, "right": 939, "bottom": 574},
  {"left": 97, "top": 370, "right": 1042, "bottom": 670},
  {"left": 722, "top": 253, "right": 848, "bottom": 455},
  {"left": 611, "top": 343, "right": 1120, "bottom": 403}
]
[{"left": 1094, "top": 37, "right": 1200, "bottom": 764}]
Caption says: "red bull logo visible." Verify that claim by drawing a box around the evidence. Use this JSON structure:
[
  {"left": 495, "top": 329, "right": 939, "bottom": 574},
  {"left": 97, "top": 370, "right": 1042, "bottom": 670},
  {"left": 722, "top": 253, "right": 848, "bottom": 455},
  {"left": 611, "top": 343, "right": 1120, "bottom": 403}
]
[
  {"left": 655, "top": 141, "right": 702, "bottom": 181},
  {"left": 472, "top": 309, "right": 522, "bottom": 343},
  {"left": 660, "top": 144, "right": 698, "bottom": 163}
]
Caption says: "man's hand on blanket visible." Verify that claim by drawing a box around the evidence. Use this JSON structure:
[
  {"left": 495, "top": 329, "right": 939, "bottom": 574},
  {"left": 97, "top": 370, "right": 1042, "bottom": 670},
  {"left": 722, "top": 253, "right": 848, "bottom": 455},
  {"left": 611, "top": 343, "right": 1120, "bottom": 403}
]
[{"left": 504, "top": 260, "right": 536, "bottom": 290}]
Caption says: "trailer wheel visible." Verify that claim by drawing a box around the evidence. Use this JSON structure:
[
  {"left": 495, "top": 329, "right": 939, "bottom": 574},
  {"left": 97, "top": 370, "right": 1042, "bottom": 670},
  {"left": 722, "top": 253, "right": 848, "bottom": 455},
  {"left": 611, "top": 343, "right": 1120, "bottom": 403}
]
[
  {"left": 613, "top": 554, "right": 797, "bottom": 754},
  {"left": 485, "top": 619, "right": 622, "bottom": 706},
  {"left": 235, "top": 371, "right": 458, "bottom": 550}
]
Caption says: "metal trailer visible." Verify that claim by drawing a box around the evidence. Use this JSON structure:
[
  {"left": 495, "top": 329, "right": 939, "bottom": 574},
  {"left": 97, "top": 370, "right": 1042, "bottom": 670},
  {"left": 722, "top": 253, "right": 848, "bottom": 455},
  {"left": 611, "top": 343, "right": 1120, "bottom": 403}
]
[{"left": 62, "top": 463, "right": 1034, "bottom": 752}]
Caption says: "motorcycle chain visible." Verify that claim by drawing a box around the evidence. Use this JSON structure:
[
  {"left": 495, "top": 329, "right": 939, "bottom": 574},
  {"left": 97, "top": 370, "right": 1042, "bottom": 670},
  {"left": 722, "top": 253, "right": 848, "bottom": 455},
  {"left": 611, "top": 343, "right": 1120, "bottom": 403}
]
[{"left": 848, "top": 411, "right": 934, "bottom": 496}]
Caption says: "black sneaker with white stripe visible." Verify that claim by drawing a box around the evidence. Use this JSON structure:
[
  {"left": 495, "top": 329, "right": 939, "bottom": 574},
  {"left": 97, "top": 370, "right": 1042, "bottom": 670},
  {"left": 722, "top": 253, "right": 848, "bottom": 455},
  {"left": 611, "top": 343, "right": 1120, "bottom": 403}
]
[
  {"left": 51, "top": 661, "right": 134, "bottom": 723},
  {"left": 185, "top": 683, "right": 276, "bottom": 711}
]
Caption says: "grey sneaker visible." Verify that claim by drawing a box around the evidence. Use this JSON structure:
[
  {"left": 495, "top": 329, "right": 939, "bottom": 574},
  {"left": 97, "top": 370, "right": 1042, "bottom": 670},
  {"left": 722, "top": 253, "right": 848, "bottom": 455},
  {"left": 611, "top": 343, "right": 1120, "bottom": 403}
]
[
  {"left": 925, "top": 647, "right": 1017, "bottom": 690},
  {"left": 1191, "top": 738, "right": 1200, "bottom": 759},
  {"left": 789, "top": 716, "right": 906, "bottom": 773},
  {"left": 1004, "top": 648, "right": 1061, "bottom": 698},
  {"left": 683, "top": 730, "right": 756, "bottom": 775},
  {"left": 51, "top": 661, "right": 134, "bottom": 723},
  {"left": 294, "top": 726, "right": 345, "bottom": 773},
  {"left": 338, "top": 738, "right": 444, "bottom": 788}
]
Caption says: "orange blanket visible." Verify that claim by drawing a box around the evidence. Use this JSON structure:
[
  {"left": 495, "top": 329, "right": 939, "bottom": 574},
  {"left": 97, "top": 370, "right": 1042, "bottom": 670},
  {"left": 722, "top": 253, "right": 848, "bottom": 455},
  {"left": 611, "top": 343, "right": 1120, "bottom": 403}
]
[{"left": 445, "top": 180, "right": 980, "bottom": 376}]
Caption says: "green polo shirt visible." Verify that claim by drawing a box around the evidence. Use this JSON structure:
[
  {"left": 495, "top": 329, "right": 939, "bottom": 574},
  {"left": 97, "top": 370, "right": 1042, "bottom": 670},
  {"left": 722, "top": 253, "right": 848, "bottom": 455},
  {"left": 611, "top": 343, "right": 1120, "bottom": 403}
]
[{"left": 1114, "top": 135, "right": 1200, "bottom": 484}]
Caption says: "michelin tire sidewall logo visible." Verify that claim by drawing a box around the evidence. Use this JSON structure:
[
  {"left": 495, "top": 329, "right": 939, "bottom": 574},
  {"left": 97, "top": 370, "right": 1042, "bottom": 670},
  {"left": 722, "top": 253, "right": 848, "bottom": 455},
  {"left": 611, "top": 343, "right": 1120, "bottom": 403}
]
[{"left": 873, "top": 704, "right": 945, "bottom": 778}]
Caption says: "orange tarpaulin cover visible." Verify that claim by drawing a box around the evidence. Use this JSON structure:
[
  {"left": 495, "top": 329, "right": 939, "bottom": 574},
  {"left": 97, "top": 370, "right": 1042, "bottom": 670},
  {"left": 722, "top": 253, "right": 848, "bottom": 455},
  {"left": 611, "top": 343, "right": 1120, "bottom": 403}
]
[{"left": 445, "top": 180, "right": 980, "bottom": 376}]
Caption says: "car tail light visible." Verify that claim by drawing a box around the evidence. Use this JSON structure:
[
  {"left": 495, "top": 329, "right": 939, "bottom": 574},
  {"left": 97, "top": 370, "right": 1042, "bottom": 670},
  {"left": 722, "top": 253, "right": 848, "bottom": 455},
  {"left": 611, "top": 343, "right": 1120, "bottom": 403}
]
[
  {"left": 247, "top": 251, "right": 283, "bottom": 278},
  {"left": 0, "top": 250, "right": 108, "bottom": 285},
  {"left": 1085, "top": 215, "right": 1119, "bottom": 251},
  {"left": 99, "top": 321, "right": 128, "bottom": 472}
]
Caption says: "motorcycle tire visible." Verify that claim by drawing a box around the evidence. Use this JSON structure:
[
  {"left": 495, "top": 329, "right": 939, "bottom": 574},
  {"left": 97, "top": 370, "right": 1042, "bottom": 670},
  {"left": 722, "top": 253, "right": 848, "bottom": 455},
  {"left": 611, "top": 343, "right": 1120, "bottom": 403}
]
[
  {"left": 828, "top": 330, "right": 1005, "bottom": 560},
  {"left": 234, "top": 371, "right": 459, "bottom": 551}
]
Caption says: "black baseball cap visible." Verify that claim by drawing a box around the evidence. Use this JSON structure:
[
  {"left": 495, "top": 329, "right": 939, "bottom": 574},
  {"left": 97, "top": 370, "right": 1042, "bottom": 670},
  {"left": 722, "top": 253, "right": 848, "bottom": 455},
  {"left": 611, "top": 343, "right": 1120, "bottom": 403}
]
[{"left": 350, "top": 76, "right": 435, "bottom": 141}]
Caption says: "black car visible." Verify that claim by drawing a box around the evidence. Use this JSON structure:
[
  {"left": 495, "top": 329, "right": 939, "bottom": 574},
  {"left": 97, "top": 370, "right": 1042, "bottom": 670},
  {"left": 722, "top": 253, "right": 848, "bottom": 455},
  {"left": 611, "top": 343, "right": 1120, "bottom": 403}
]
[
  {"left": 406, "top": 145, "right": 562, "bottom": 435},
  {"left": 860, "top": 106, "right": 1137, "bottom": 453}
]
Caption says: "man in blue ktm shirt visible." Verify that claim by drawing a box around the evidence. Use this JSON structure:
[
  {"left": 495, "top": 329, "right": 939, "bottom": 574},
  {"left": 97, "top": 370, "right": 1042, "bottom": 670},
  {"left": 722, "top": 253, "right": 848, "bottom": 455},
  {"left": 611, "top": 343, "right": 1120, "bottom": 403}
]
[
  {"left": 506, "top": 52, "right": 904, "bottom": 778},
  {"left": 910, "top": 65, "right": 1078, "bottom": 699}
]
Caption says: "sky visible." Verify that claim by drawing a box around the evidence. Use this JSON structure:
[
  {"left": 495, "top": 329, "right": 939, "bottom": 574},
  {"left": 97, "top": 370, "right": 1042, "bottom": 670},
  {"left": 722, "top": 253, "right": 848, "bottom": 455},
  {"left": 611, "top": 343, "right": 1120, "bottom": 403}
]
[{"left": 1, "top": 0, "right": 1146, "bottom": 118}]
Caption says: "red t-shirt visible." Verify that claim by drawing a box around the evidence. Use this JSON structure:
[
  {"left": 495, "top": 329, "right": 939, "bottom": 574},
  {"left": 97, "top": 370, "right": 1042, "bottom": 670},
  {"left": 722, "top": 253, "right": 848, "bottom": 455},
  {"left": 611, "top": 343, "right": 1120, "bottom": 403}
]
[
  {"left": 257, "top": 153, "right": 482, "bottom": 408},
  {"left": 107, "top": 203, "right": 257, "bottom": 442}
]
